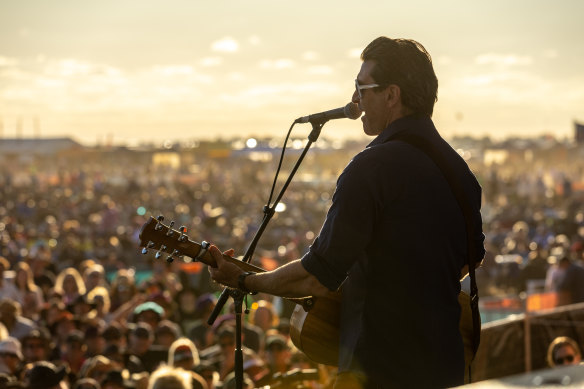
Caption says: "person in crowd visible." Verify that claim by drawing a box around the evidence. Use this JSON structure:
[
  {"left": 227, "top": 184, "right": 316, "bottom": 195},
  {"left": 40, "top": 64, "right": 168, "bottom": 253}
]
[
  {"left": 221, "top": 371, "right": 254, "bottom": 389},
  {"left": 126, "top": 323, "right": 166, "bottom": 374},
  {"left": 174, "top": 288, "right": 199, "bottom": 334},
  {"left": 187, "top": 294, "right": 217, "bottom": 351},
  {"left": 167, "top": 338, "right": 207, "bottom": 389},
  {"left": 132, "top": 303, "right": 164, "bottom": 333},
  {"left": 168, "top": 338, "right": 198, "bottom": 371},
  {"left": 77, "top": 355, "right": 117, "bottom": 384},
  {"left": 83, "top": 325, "right": 106, "bottom": 358},
  {"left": 0, "top": 300, "right": 36, "bottom": 340},
  {"left": 72, "top": 377, "right": 100, "bottom": 389},
  {"left": 102, "top": 323, "right": 126, "bottom": 352},
  {"left": 154, "top": 321, "right": 181, "bottom": 349},
  {"left": 147, "top": 365, "right": 193, "bottom": 389},
  {"left": 54, "top": 269, "right": 86, "bottom": 307},
  {"left": 12, "top": 262, "right": 44, "bottom": 317},
  {"left": 209, "top": 36, "right": 485, "bottom": 388},
  {"left": 60, "top": 331, "right": 87, "bottom": 378},
  {"left": 194, "top": 361, "right": 218, "bottom": 389},
  {"left": 0, "top": 337, "right": 23, "bottom": 377},
  {"left": 86, "top": 286, "right": 112, "bottom": 323},
  {"left": 20, "top": 328, "right": 52, "bottom": 364},
  {"left": 263, "top": 334, "right": 292, "bottom": 377},
  {"left": 109, "top": 270, "right": 137, "bottom": 312},
  {"left": 83, "top": 264, "right": 106, "bottom": 294},
  {"left": 546, "top": 336, "right": 582, "bottom": 367},
  {"left": 24, "top": 361, "right": 68, "bottom": 389},
  {"left": 99, "top": 369, "right": 135, "bottom": 389},
  {"left": 0, "top": 258, "right": 19, "bottom": 303},
  {"left": 556, "top": 256, "right": 584, "bottom": 305},
  {"left": 249, "top": 300, "right": 279, "bottom": 334}
]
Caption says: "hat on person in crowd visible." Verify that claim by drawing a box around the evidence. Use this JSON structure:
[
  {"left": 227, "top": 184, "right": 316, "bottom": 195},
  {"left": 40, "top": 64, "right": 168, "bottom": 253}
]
[
  {"left": 66, "top": 329, "right": 85, "bottom": 344},
  {"left": 0, "top": 372, "right": 23, "bottom": 388},
  {"left": 168, "top": 337, "right": 200, "bottom": 366},
  {"left": 155, "top": 320, "right": 181, "bottom": 339},
  {"left": 133, "top": 301, "right": 164, "bottom": 318},
  {"left": 103, "top": 322, "right": 125, "bottom": 342},
  {"left": 173, "top": 345, "right": 194, "bottom": 362},
  {"left": 222, "top": 371, "right": 254, "bottom": 389},
  {"left": 26, "top": 361, "right": 67, "bottom": 389},
  {"left": 21, "top": 328, "right": 51, "bottom": 344},
  {"left": 0, "top": 337, "right": 23, "bottom": 360},
  {"left": 100, "top": 369, "right": 136, "bottom": 389},
  {"left": 265, "top": 334, "right": 289, "bottom": 351},
  {"left": 129, "top": 322, "right": 153, "bottom": 340},
  {"left": 195, "top": 293, "right": 217, "bottom": 312},
  {"left": 72, "top": 377, "right": 100, "bottom": 389}
]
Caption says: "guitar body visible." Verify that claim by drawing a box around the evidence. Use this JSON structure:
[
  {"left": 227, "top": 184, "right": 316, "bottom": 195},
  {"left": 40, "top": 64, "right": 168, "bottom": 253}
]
[
  {"left": 289, "top": 289, "right": 475, "bottom": 369},
  {"left": 289, "top": 293, "right": 342, "bottom": 366}
]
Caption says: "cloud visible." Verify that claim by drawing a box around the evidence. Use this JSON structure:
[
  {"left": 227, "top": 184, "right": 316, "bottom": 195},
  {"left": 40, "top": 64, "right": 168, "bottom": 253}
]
[
  {"left": 302, "top": 51, "right": 319, "bottom": 61},
  {"left": 307, "top": 65, "right": 333, "bottom": 75},
  {"left": 258, "top": 59, "right": 295, "bottom": 70},
  {"left": 542, "top": 49, "right": 558, "bottom": 59},
  {"left": 219, "top": 82, "right": 340, "bottom": 107},
  {"left": 211, "top": 37, "right": 239, "bottom": 53},
  {"left": 248, "top": 35, "right": 261, "bottom": 46},
  {"left": 199, "top": 57, "right": 223, "bottom": 67},
  {"left": 475, "top": 53, "right": 533, "bottom": 66},
  {"left": 0, "top": 56, "right": 18, "bottom": 67},
  {"left": 152, "top": 65, "right": 195, "bottom": 76},
  {"left": 348, "top": 48, "right": 362, "bottom": 58},
  {"left": 436, "top": 56, "right": 453, "bottom": 66}
]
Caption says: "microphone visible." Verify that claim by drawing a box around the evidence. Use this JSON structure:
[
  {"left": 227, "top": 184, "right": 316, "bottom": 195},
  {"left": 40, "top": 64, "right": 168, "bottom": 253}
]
[{"left": 295, "top": 102, "right": 362, "bottom": 124}]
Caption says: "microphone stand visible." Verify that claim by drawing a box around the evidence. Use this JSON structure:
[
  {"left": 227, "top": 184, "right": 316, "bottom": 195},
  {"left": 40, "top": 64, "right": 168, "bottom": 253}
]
[{"left": 207, "top": 118, "right": 328, "bottom": 389}]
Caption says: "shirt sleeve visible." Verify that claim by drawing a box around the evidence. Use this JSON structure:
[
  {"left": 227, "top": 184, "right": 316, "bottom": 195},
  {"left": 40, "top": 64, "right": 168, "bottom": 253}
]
[{"left": 301, "top": 149, "right": 387, "bottom": 291}]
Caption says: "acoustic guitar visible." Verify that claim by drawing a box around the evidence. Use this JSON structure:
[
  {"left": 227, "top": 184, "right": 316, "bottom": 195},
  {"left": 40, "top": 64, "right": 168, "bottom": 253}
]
[{"left": 139, "top": 215, "right": 474, "bottom": 369}]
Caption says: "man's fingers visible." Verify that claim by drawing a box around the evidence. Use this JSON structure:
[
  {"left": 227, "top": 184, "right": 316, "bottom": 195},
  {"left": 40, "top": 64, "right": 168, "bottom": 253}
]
[
  {"left": 209, "top": 245, "right": 224, "bottom": 267},
  {"left": 223, "top": 249, "right": 235, "bottom": 257}
]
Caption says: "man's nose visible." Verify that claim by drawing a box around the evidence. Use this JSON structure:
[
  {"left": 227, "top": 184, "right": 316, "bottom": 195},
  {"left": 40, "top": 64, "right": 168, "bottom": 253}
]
[{"left": 352, "top": 90, "right": 360, "bottom": 104}]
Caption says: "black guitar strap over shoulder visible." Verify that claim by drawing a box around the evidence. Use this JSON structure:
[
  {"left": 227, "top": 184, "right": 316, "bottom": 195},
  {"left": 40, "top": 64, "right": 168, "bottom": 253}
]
[{"left": 385, "top": 132, "right": 481, "bottom": 361}]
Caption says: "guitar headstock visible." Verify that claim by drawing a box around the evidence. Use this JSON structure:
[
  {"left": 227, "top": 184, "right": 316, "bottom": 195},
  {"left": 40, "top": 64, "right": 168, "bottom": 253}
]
[
  {"left": 139, "top": 215, "right": 204, "bottom": 264},
  {"left": 139, "top": 215, "right": 266, "bottom": 273}
]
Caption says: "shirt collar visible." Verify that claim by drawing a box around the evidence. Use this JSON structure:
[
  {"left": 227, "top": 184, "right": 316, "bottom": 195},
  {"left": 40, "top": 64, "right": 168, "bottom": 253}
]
[{"left": 367, "top": 114, "right": 435, "bottom": 148}]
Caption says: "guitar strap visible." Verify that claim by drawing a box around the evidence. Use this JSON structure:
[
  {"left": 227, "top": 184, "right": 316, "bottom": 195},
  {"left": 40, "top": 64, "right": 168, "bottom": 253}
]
[{"left": 384, "top": 132, "right": 481, "bottom": 369}]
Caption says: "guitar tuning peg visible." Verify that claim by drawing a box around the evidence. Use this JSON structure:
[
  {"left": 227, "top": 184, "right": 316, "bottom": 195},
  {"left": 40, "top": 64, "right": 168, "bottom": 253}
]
[
  {"left": 166, "top": 249, "right": 180, "bottom": 263},
  {"left": 155, "top": 245, "right": 167, "bottom": 259},
  {"left": 155, "top": 215, "right": 165, "bottom": 231},
  {"left": 141, "top": 241, "right": 155, "bottom": 254},
  {"left": 178, "top": 226, "right": 187, "bottom": 242},
  {"left": 166, "top": 221, "right": 175, "bottom": 236}
]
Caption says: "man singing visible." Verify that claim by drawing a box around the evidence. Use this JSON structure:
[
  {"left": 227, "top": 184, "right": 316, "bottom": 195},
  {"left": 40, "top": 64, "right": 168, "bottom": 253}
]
[{"left": 209, "top": 36, "right": 485, "bottom": 388}]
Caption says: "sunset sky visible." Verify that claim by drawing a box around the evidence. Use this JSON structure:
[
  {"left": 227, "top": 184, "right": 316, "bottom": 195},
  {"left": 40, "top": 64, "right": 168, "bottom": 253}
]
[{"left": 1, "top": 0, "right": 583, "bottom": 145}]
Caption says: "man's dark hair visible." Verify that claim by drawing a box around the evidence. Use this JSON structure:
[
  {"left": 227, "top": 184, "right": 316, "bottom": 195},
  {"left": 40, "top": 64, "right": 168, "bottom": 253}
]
[{"left": 361, "top": 36, "right": 438, "bottom": 117}]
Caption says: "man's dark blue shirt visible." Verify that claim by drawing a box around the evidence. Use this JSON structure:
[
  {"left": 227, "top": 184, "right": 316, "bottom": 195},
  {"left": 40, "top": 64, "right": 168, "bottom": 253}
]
[{"left": 302, "top": 115, "right": 485, "bottom": 388}]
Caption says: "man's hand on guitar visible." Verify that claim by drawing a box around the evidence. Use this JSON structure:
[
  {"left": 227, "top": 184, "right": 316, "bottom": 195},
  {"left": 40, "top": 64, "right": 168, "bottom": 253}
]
[{"left": 208, "top": 245, "right": 241, "bottom": 289}]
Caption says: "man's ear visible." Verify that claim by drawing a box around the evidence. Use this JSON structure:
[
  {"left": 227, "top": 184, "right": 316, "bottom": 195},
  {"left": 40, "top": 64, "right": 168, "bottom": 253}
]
[{"left": 386, "top": 84, "right": 402, "bottom": 108}]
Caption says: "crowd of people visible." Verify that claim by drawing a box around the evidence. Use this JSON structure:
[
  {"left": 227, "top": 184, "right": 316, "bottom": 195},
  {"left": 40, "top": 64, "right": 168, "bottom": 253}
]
[{"left": 0, "top": 139, "right": 583, "bottom": 388}]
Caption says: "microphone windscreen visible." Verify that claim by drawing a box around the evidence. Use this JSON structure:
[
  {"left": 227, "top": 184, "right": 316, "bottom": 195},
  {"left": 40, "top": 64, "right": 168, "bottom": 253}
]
[{"left": 344, "top": 102, "right": 362, "bottom": 120}]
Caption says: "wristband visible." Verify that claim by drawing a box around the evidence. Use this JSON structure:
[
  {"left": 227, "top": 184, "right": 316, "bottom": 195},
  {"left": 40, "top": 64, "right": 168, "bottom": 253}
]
[{"left": 237, "top": 271, "right": 256, "bottom": 294}]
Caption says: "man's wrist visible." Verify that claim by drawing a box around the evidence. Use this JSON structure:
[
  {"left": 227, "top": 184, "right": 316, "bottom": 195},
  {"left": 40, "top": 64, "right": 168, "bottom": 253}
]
[{"left": 237, "top": 271, "right": 256, "bottom": 294}]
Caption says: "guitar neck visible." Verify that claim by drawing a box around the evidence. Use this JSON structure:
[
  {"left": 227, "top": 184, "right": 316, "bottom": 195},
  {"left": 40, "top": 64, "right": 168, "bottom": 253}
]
[{"left": 139, "top": 216, "right": 266, "bottom": 273}]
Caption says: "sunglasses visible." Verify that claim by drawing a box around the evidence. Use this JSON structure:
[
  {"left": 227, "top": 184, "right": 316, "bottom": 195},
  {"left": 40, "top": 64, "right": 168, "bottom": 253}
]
[
  {"left": 555, "top": 354, "right": 575, "bottom": 364},
  {"left": 355, "top": 79, "right": 380, "bottom": 100}
]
